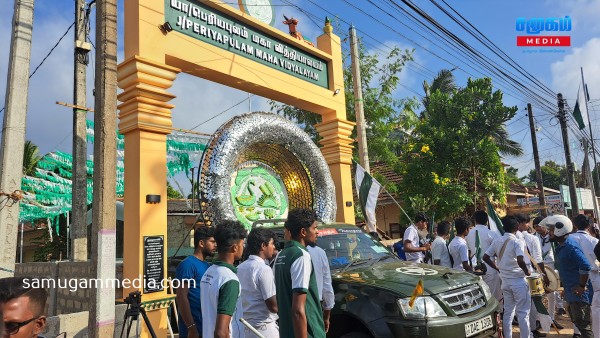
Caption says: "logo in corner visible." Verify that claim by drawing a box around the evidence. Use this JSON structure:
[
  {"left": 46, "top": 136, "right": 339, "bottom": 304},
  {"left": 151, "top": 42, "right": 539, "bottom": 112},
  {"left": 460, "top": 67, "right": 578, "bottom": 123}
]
[{"left": 516, "top": 16, "right": 571, "bottom": 47}]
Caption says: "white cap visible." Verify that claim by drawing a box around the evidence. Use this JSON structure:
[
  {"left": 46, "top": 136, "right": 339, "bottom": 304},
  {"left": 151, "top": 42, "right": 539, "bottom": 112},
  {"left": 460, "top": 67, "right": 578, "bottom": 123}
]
[{"left": 539, "top": 215, "right": 573, "bottom": 237}]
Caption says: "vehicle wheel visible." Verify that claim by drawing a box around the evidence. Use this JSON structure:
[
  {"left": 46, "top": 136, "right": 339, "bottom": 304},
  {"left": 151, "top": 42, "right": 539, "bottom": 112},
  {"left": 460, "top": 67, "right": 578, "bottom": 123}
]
[{"left": 339, "top": 332, "right": 371, "bottom": 338}]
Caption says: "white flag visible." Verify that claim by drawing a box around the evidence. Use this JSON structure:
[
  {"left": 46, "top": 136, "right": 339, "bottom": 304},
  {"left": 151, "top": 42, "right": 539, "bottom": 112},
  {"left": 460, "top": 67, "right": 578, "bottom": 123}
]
[{"left": 355, "top": 163, "right": 381, "bottom": 233}]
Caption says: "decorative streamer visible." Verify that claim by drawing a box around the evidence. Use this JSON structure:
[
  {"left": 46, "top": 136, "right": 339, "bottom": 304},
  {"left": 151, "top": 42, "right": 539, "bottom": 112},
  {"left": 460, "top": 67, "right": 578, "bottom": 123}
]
[{"left": 19, "top": 120, "right": 208, "bottom": 222}]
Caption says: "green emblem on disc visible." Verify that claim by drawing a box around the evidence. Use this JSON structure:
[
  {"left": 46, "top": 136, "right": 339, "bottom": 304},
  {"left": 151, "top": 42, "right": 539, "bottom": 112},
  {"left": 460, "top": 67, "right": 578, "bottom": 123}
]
[{"left": 231, "top": 164, "right": 288, "bottom": 229}]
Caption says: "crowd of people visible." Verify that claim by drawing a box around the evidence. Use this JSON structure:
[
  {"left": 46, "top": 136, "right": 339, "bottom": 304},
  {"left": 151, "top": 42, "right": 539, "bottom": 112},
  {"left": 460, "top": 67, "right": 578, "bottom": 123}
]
[
  {"left": 0, "top": 207, "right": 333, "bottom": 338},
  {"left": 400, "top": 211, "right": 600, "bottom": 338},
  {"left": 175, "top": 207, "right": 333, "bottom": 338},
  {"left": 2, "top": 207, "right": 599, "bottom": 338}
]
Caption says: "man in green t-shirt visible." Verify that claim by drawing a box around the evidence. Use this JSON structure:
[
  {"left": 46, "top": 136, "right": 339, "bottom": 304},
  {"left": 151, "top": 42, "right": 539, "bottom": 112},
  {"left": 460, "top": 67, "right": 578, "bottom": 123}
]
[
  {"left": 274, "top": 208, "right": 326, "bottom": 338},
  {"left": 200, "top": 220, "right": 247, "bottom": 338}
]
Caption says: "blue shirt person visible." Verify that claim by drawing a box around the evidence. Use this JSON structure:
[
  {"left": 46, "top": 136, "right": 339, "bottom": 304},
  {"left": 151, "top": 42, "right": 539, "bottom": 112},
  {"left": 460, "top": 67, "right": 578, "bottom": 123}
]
[
  {"left": 543, "top": 215, "right": 594, "bottom": 338},
  {"left": 175, "top": 226, "right": 217, "bottom": 338},
  {"left": 555, "top": 236, "right": 593, "bottom": 303}
]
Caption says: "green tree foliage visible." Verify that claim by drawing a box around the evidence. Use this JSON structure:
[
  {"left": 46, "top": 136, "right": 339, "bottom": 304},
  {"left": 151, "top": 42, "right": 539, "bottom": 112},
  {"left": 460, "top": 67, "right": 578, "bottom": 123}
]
[
  {"left": 270, "top": 39, "right": 419, "bottom": 165},
  {"left": 398, "top": 78, "right": 517, "bottom": 218},
  {"left": 167, "top": 181, "right": 183, "bottom": 199},
  {"left": 505, "top": 166, "right": 524, "bottom": 185},
  {"left": 527, "top": 160, "right": 568, "bottom": 190},
  {"left": 32, "top": 216, "right": 68, "bottom": 262},
  {"left": 422, "top": 69, "right": 456, "bottom": 111},
  {"left": 23, "top": 140, "right": 41, "bottom": 176},
  {"left": 422, "top": 70, "right": 522, "bottom": 157}
]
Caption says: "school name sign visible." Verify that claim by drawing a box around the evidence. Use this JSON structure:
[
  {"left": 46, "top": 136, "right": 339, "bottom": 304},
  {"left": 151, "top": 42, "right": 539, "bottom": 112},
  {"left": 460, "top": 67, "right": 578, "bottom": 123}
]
[{"left": 165, "top": 0, "right": 329, "bottom": 88}]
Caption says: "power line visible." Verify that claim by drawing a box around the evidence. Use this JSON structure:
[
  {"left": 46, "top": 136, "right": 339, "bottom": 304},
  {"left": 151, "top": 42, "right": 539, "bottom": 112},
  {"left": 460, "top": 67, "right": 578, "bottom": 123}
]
[{"left": 0, "top": 21, "right": 76, "bottom": 116}]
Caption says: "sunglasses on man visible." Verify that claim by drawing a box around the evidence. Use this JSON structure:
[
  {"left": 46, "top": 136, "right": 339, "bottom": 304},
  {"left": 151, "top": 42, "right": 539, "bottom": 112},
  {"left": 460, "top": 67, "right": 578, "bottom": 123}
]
[{"left": 4, "top": 317, "right": 37, "bottom": 335}]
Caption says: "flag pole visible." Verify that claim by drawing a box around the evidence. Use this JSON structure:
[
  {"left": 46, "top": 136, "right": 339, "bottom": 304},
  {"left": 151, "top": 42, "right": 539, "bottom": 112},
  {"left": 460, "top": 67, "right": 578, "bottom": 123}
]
[
  {"left": 582, "top": 67, "right": 600, "bottom": 220},
  {"left": 352, "top": 160, "right": 413, "bottom": 224},
  {"left": 381, "top": 185, "right": 413, "bottom": 224}
]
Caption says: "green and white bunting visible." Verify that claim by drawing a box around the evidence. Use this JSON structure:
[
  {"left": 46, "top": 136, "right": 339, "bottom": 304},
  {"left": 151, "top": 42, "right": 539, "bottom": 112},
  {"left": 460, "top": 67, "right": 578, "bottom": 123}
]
[{"left": 19, "top": 121, "right": 209, "bottom": 222}]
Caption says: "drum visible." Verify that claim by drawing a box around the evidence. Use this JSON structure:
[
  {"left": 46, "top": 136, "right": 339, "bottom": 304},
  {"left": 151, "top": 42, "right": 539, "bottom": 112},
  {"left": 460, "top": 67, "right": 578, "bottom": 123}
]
[
  {"left": 544, "top": 268, "right": 560, "bottom": 292},
  {"left": 526, "top": 273, "right": 545, "bottom": 296}
]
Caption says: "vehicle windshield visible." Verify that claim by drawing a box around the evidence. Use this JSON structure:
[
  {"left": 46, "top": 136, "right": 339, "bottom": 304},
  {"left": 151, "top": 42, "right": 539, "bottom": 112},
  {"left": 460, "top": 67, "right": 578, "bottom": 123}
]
[{"left": 316, "top": 228, "right": 397, "bottom": 270}]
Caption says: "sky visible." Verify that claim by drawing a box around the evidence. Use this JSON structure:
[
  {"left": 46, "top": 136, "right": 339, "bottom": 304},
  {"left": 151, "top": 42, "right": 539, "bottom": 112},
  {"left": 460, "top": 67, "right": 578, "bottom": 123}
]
[{"left": 1, "top": 0, "right": 599, "bottom": 195}]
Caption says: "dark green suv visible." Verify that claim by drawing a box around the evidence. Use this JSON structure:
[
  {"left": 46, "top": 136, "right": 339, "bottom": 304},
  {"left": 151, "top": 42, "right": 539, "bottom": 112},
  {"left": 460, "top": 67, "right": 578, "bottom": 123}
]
[{"left": 257, "top": 221, "right": 498, "bottom": 338}]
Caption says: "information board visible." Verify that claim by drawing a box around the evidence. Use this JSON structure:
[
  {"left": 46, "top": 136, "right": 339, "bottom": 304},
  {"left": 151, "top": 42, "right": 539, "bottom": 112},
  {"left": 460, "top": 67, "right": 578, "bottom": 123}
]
[{"left": 144, "top": 236, "right": 165, "bottom": 293}]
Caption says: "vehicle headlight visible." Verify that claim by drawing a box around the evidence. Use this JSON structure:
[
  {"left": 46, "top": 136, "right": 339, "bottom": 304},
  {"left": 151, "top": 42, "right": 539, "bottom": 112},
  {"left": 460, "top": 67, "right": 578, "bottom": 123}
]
[
  {"left": 479, "top": 281, "right": 492, "bottom": 301},
  {"left": 397, "top": 297, "right": 447, "bottom": 319}
]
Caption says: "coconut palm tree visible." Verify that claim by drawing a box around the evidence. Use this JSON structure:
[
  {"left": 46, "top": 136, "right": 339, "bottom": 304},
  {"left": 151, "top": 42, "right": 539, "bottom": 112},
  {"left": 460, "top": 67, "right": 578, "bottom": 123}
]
[
  {"left": 23, "top": 140, "right": 41, "bottom": 176},
  {"left": 488, "top": 124, "right": 523, "bottom": 157},
  {"left": 422, "top": 68, "right": 457, "bottom": 111},
  {"left": 422, "top": 70, "right": 523, "bottom": 157}
]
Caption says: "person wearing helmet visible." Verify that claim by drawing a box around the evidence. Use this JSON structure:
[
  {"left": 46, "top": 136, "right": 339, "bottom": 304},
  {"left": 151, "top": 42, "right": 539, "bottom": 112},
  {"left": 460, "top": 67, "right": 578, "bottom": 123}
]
[
  {"left": 543, "top": 215, "right": 594, "bottom": 338},
  {"left": 570, "top": 215, "right": 600, "bottom": 338}
]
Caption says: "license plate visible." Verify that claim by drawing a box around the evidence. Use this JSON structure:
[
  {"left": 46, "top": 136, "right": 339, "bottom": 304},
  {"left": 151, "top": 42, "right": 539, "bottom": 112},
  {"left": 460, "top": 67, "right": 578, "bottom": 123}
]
[{"left": 465, "top": 315, "right": 493, "bottom": 337}]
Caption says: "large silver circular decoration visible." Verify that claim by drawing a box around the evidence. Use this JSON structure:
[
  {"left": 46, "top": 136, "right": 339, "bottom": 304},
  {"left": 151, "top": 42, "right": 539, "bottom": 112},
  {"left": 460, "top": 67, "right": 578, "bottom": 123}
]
[{"left": 198, "top": 112, "right": 336, "bottom": 229}]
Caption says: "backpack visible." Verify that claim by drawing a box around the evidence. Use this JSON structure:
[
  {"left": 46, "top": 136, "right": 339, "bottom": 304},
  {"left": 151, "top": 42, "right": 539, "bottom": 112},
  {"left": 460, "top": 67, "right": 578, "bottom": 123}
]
[{"left": 393, "top": 241, "right": 407, "bottom": 260}]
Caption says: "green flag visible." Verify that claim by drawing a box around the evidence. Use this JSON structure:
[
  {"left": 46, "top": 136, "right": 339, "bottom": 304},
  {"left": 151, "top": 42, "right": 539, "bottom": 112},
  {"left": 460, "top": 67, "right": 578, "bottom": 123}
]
[
  {"left": 573, "top": 83, "right": 588, "bottom": 130},
  {"left": 475, "top": 230, "right": 482, "bottom": 262},
  {"left": 486, "top": 197, "right": 504, "bottom": 235}
]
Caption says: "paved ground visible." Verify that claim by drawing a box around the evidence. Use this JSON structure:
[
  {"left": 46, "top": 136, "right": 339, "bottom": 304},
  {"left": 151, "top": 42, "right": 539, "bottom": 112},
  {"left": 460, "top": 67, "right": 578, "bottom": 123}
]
[{"left": 510, "top": 312, "right": 575, "bottom": 338}]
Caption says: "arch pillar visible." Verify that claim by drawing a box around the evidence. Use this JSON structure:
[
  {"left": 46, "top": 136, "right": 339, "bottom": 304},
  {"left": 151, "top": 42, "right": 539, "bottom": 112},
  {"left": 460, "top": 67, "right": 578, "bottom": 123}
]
[
  {"left": 117, "top": 55, "right": 181, "bottom": 337},
  {"left": 315, "top": 118, "right": 356, "bottom": 223}
]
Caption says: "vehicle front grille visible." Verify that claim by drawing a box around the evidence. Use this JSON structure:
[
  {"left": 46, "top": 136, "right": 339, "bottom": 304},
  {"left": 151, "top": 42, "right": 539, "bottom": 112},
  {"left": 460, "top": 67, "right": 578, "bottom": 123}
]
[{"left": 439, "top": 284, "right": 486, "bottom": 316}]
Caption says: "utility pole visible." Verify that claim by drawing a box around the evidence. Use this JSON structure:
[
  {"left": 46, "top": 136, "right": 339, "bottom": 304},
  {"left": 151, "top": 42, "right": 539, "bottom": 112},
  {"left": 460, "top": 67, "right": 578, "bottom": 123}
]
[
  {"left": 71, "top": 0, "right": 91, "bottom": 261},
  {"left": 0, "top": 0, "right": 35, "bottom": 278},
  {"left": 583, "top": 139, "right": 599, "bottom": 219},
  {"left": 527, "top": 103, "right": 547, "bottom": 216},
  {"left": 582, "top": 67, "right": 600, "bottom": 219},
  {"left": 349, "top": 25, "right": 369, "bottom": 172},
  {"left": 558, "top": 93, "right": 580, "bottom": 215},
  {"left": 88, "top": 0, "right": 117, "bottom": 336}
]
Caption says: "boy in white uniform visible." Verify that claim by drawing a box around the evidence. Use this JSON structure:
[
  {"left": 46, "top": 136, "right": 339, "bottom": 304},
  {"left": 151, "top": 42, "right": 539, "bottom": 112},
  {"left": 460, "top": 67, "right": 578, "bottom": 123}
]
[
  {"left": 483, "top": 215, "right": 532, "bottom": 338},
  {"left": 431, "top": 221, "right": 452, "bottom": 268},
  {"left": 237, "top": 228, "right": 279, "bottom": 338},
  {"left": 201, "top": 221, "right": 247, "bottom": 338},
  {"left": 515, "top": 213, "right": 549, "bottom": 338},
  {"left": 448, "top": 217, "right": 471, "bottom": 272},
  {"left": 466, "top": 210, "right": 502, "bottom": 304}
]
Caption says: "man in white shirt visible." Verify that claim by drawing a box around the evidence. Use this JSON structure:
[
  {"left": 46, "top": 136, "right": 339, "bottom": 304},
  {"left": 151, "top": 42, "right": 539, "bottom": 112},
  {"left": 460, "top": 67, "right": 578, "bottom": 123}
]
[
  {"left": 570, "top": 214, "right": 600, "bottom": 338},
  {"left": 307, "top": 244, "right": 335, "bottom": 331},
  {"left": 237, "top": 228, "right": 279, "bottom": 338},
  {"left": 448, "top": 217, "right": 472, "bottom": 272},
  {"left": 403, "top": 213, "right": 431, "bottom": 263},
  {"left": 483, "top": 215, "right": 532, "bottom": 338},
  {"left": 533, "top": 216, "right": 565, "bottom": 330},
  {"left": 466, "top": 210, "right": 502, "bottom": 304},
  {"left": 431, "top": 221, "right": 452, "bottom": 268},
  {"left": 515, "top": 213, "right": 549, "bottom": 338}
]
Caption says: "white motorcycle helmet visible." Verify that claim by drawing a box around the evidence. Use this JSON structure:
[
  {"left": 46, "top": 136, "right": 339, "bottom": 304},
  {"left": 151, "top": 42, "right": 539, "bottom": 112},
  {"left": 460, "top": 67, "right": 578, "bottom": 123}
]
[{"left": 540, "top": 215, "right": 573, "bottom": 237}]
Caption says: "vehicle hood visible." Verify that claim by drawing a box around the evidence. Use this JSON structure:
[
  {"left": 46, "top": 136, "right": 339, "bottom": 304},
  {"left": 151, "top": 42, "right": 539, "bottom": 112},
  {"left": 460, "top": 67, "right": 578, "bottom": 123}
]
[{"left": 331, "top": 260, "right": 481, "bottom": 297}]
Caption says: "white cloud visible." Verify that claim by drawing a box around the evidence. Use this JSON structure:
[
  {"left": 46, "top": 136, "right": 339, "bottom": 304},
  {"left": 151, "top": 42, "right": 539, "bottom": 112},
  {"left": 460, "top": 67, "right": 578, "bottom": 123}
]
[
  {"left": 551, "top": 0, "right": 600, "bottom": 34},
  {"left": 551, "top": 37, "right": 600, "bottom": 104}
]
